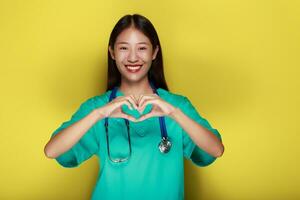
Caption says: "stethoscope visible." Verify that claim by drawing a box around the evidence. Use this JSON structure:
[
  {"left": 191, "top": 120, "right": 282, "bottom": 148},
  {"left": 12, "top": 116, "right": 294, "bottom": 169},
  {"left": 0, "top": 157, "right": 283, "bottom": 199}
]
[{"left": 104, "top": 81, "right": 172, "bottom": 163}]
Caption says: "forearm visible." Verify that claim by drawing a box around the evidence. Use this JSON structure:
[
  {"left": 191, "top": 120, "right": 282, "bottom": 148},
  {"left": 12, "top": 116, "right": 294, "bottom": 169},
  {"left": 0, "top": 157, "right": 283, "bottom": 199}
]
[
  {"left": 169, "top": 108, "right": 224, "bottom": 157},
  {"left": 44, "top": 108, "right": 104, "bottom": 159}
]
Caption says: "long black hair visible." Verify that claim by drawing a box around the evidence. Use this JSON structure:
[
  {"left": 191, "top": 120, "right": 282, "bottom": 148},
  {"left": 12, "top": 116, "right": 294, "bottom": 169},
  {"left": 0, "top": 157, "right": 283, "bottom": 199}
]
[{"left": 106, "top": 14, "right": 169, "bottom": 91}]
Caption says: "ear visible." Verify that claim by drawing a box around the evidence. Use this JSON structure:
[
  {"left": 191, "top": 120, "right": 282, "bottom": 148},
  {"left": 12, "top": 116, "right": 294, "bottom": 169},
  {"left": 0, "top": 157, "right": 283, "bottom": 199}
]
[
  {"left": 152, "top": 45, "right": 159, "bottom": 60},
  {"left": 108, "top": 46, "right": 115, "bottom": 60}
]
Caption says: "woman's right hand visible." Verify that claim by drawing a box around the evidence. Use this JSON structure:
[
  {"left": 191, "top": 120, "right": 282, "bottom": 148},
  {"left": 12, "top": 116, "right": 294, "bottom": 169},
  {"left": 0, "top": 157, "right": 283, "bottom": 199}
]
[{"left": 96, "top": 95, "right": 139, "bottom": 122}]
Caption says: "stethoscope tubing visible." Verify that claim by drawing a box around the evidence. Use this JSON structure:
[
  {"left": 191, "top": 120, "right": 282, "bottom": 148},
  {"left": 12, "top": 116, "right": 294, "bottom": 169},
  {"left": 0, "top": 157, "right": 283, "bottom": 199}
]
[{"left": 104, "top": 81, "right": 171, "bottom": 163}]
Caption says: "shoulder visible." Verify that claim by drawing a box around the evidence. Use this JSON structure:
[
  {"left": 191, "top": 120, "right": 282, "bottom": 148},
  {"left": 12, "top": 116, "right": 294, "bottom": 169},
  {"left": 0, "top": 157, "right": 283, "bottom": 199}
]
[
  {"left": 157, "top": 88, "right": 187, "bottom": 106},
  {"left": 79, "top": 90, "right": 111, "bottom": 109}
]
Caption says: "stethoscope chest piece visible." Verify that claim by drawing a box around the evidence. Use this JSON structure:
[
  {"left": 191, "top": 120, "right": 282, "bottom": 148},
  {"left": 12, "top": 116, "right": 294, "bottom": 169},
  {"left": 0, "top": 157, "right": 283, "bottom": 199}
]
[{"left": 158, "top": 137, "right": 172, "bottom": 153}]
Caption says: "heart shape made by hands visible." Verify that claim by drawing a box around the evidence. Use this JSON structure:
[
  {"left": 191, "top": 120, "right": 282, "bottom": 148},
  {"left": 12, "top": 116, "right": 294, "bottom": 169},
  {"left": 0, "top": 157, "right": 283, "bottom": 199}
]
[{"left": 121, "top": 102, "right": 153, "bottom": 120}]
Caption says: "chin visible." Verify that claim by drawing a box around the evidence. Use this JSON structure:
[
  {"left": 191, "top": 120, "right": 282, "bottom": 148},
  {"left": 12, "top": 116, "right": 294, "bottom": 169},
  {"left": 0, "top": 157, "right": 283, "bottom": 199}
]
[{"left": 123, "top": 74, "right": 148, "bottom": 83}]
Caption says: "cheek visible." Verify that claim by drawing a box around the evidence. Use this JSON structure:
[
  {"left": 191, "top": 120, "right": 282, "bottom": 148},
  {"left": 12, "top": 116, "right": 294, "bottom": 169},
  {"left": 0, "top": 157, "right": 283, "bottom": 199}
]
[
  {"left": 115, "top": 51, "right": 128, "bottom": 60},
  {"left": 138, "top": 52, "right": 153, "bottom": 61}
]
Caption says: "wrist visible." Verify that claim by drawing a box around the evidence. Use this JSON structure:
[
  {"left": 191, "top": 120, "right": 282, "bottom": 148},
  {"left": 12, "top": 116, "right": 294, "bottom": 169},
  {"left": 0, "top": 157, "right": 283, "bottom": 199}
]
[
  {"left": 95, "top": 108, "right": 106, "bottom": 120},
  {"left": 168, "top": 106, "right": 181, "bottom": 120}
]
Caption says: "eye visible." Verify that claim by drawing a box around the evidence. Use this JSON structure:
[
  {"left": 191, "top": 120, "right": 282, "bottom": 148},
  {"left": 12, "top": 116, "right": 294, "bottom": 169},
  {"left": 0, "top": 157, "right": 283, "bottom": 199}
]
[
  {"left": 139, "top": 47, "right": 147, "bottom": 50},
  {"left": 119, "top": 46, "right": 127, "bottom": 50}
]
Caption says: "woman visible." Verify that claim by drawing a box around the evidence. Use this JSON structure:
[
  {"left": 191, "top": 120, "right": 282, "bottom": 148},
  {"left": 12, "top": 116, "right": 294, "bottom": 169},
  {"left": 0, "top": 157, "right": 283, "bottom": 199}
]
[{"left": 44, "top": 14, "right": 224, "bottom": 200}]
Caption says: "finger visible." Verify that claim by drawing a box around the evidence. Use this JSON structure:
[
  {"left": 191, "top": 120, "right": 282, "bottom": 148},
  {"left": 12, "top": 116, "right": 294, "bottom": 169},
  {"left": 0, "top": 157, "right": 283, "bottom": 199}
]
[
  {"left": 123, "top": 96, "right": 138, "bottom": 110},
  {"left": 125, "top": 95, "right": 139, "bottom": 110},
  {"left": 136, "top": 94, "right": 143, "bottom": 106},
  {"left": 117, "top": 99, "right": 133, "bottom": 110},
  {"left": 138, "top": 95, "right": 156, "bottom": 109},
  {"left": 136, "top": 94, "right": 153, "bottom": 105},
  {"left": 136, "top": 112, "right": 155, "bottom": 122},
  {"left": 130, "top": 95, "right": 139, "bottom": 105},
  {"left": 107, "top": 98, "right": 134, "bottom": 117},
  {"left": 119, "top": 113, "right": 137, "bottom": 122},
  {"left": 139, "top": 99, "right": 159, "bottom": 112}
]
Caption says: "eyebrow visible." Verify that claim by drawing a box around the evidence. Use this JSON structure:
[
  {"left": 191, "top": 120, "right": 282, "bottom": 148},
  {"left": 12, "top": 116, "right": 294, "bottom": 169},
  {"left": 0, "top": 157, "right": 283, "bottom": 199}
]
[{"left": 116, "top": 42, "right": 150, "bottom": 45}]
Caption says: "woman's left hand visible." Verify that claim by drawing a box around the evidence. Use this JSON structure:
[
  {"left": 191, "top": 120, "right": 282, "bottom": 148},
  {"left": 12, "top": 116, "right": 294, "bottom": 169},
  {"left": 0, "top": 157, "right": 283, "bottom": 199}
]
[{"left": 135, "top": 94, "right": 177, "bottom": 122}]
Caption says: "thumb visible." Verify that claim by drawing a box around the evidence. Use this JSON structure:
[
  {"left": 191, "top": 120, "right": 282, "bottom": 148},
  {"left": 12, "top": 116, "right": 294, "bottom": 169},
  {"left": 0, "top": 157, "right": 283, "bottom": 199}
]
[{"left": 119, "top": 113, "right": 137, "bottom": 122}]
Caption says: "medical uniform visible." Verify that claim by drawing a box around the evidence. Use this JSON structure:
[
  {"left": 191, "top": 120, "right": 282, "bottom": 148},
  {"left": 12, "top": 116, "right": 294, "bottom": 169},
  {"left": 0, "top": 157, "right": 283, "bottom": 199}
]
[{"left": 50, "top": 88, "right": 222, "bottom": 200}]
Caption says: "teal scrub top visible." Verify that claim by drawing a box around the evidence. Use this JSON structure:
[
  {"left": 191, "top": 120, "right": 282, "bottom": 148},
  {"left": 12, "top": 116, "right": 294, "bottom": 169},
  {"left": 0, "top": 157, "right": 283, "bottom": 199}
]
[{"left": 50, "top": 88, "right": 222, "bottom": 200}]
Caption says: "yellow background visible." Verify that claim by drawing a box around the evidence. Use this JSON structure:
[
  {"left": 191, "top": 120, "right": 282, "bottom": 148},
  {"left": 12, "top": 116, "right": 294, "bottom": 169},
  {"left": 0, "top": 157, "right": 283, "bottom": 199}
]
[{"left": 0, "top": 0, "right": 299, "bottom": 199}]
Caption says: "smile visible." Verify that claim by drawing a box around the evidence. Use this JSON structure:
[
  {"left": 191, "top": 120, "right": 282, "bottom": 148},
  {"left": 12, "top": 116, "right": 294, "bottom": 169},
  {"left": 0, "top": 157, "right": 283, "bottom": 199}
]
[{"left": 125, "top": 64, "right": 143, "bottom": 73}]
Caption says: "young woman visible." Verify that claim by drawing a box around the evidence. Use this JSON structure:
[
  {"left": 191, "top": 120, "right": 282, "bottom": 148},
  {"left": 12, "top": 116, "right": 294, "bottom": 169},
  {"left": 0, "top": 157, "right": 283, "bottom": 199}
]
[{"left": 44, "top": 14, "right": 224, "bottom": 200}]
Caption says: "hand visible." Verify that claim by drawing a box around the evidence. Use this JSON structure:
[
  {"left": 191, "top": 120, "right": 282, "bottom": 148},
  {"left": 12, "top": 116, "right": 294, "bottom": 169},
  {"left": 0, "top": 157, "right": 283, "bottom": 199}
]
[
  {"left": 97, "top": 95, "right": 140, "bottom": 122},
  {"left": 134, "top": 94, "right": 177, "bottom": 122}
]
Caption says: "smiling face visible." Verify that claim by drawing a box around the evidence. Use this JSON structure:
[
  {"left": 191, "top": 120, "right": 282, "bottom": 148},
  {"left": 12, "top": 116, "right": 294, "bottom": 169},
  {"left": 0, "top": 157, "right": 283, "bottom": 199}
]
[{"left": 109, "top": 27, "right": 159, "bottom": 84}]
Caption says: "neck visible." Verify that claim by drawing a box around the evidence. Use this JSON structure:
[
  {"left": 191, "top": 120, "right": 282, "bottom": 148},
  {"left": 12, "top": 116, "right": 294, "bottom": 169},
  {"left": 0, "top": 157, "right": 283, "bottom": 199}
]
[{"left": 119, "top": 78, "right": 154, "bottom": 98}]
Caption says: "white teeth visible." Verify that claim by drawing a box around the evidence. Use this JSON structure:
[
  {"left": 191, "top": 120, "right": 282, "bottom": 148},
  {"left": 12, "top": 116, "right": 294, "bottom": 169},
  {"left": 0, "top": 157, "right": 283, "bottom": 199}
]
[{"left": 126, "top": 65, "right": 142, "bottom": 70}]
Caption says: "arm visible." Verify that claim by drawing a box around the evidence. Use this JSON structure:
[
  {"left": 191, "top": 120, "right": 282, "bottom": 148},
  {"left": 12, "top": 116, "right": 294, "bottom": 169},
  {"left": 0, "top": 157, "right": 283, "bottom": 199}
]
[
  {"left": 44, "top": 108, "right": 104, "bottom": 159},
  {"left": 169, "top": 106, "right": 224, "bottom": 158}
]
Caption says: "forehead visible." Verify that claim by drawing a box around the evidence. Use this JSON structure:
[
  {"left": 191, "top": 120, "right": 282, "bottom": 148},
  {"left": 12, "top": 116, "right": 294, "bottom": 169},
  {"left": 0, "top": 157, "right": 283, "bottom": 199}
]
[{"left": 115, "top": 28, "right": 151, "bottom": 45}]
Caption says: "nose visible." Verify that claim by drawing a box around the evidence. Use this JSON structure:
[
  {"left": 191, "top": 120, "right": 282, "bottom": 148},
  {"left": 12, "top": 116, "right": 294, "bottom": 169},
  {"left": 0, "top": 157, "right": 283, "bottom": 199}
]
[{"left": 127, "top": 49, "right": 138, "bottom": 62}]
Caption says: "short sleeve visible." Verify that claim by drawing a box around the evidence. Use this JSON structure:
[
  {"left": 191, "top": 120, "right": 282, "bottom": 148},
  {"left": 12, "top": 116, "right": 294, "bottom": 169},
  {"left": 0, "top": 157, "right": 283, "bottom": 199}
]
[
  {"left": 50, "top": 98, "right": 100, "bottom": 168},
  {"left": 179, "top": 96, "right": 222, "bottom": 167}
]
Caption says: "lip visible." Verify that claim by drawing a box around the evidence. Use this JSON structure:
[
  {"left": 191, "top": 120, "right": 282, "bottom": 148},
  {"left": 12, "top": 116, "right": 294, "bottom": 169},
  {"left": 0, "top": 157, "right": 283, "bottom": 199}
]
[{"left": 125, "top": 64, "right": 143, "bottom": 73}]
